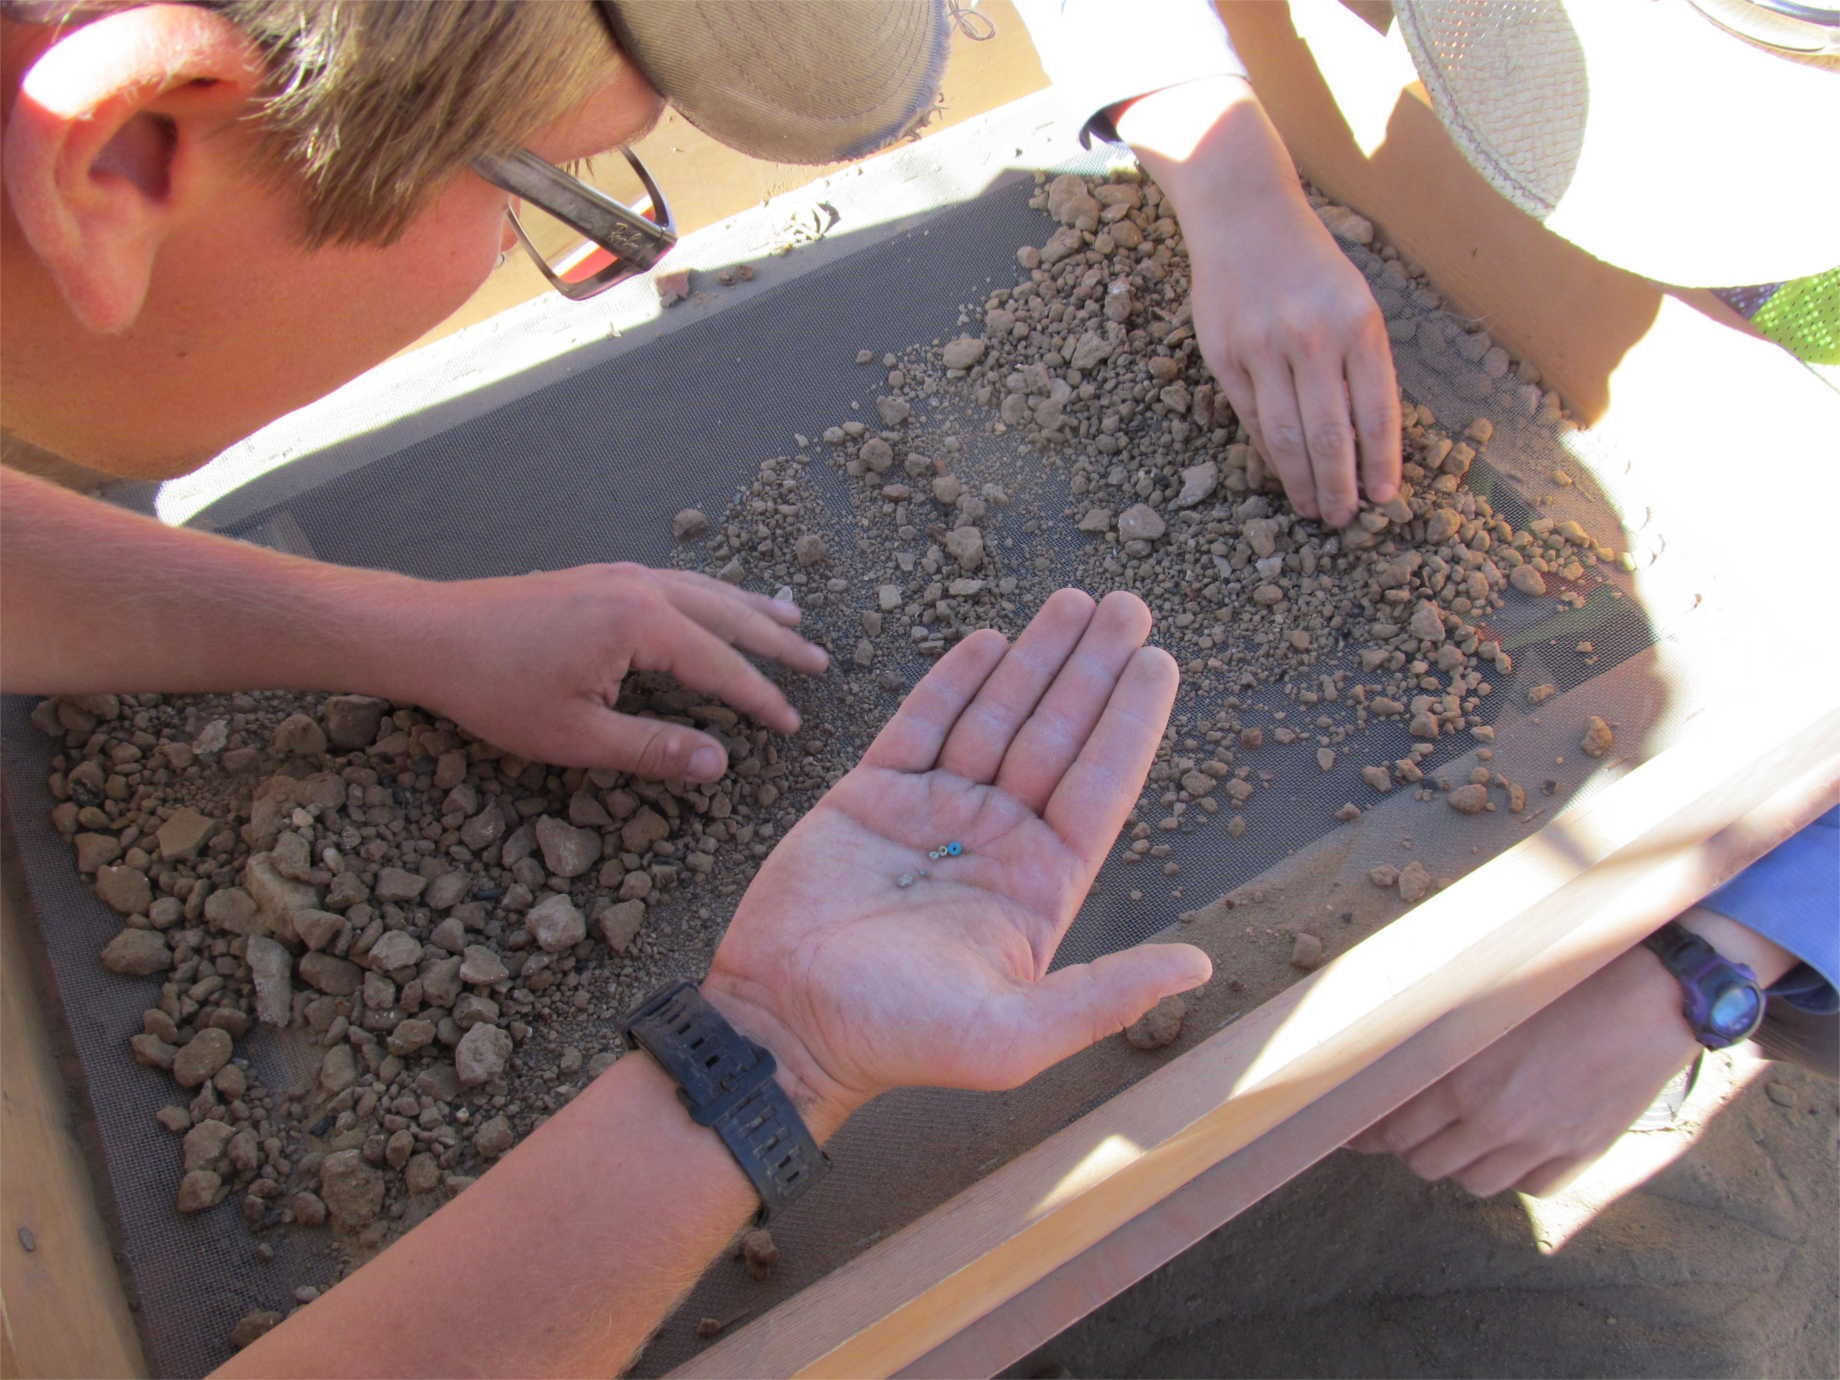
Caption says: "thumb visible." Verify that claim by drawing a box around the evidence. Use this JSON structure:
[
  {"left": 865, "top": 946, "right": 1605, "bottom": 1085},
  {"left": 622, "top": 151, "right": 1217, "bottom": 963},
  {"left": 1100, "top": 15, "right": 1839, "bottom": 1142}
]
[
  {"left": 555, "top": 704, "right": 730, "bottom": 783},
  {"left": 1015, "top": 943, "right": 1214, "bottom": 1076}
]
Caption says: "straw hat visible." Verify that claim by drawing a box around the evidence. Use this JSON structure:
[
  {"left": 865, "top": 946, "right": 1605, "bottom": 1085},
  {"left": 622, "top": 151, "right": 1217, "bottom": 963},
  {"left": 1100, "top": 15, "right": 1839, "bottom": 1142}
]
[{"left": 1394, "top": 0, "right": 1840, "bottom": 286}]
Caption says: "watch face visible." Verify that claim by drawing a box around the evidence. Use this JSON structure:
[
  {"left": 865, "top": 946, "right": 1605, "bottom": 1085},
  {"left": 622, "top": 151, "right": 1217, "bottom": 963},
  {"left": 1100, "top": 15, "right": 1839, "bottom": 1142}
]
[{"left": 1708, "top": 981, "right": 1764, "bottom": 1040}]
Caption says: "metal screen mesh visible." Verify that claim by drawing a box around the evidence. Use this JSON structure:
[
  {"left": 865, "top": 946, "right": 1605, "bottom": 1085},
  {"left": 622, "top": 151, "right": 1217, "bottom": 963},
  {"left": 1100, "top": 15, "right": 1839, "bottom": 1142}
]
[{"left": 3, "top": 167, "right": 1680, "bottom": 1378}]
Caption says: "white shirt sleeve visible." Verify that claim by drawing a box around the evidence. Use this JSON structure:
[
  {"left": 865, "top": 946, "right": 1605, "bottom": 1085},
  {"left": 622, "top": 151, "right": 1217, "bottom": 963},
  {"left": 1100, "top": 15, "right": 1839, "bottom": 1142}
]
[{"left": 1009, "top": 0, "right": 1249, "bottom": 146}]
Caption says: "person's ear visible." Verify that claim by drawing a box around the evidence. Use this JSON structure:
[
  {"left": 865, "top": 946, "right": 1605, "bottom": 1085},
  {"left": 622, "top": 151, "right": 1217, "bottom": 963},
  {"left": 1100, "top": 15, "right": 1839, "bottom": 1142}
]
[{"left": 2, "top": 3, "right": 266, "bottom": 334}]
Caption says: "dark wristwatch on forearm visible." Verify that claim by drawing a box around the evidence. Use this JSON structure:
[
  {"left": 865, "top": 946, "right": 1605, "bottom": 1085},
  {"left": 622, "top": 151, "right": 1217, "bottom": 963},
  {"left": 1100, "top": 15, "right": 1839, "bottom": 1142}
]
[
  {"left": 1641, "top": 920, "right": 1767, "bottom": 1050},
  {"left": 623, "top": 980, "right": 830, "bottom": 1220}
]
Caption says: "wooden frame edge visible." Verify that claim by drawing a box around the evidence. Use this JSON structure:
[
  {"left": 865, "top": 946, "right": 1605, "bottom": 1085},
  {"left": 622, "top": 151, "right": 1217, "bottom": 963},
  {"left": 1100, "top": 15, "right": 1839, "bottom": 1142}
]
[
  {"left": 671, "top": 699, "right": 1840, "bottom": 1379},
  {"left": 899, "top": 745, "right": 1840, "bottom": 1377},
  {"left": 1, "top": 816, "right": 147, "bottom": 1380}
]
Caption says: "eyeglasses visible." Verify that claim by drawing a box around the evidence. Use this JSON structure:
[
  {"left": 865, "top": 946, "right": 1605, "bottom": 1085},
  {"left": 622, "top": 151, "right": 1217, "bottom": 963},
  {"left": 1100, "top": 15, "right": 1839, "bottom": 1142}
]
[{"left": 472, "top": 146, "right": 678, "bottom": 300}]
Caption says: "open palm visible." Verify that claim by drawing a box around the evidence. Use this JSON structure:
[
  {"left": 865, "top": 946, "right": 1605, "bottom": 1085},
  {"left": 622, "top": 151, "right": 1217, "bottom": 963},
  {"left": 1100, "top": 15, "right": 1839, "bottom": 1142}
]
[{"left": 705, "top": 590, "right": 1212, "bottom": 1122}]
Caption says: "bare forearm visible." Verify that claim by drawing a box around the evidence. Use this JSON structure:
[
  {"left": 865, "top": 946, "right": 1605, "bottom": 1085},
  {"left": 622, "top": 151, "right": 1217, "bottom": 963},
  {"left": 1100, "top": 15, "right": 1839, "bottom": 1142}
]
[
  {"left": 1114, "top": 74, "right": 1303, "bottom": 222},
  {"left": 1, "top": 466, "right": 427, "bottom": 699},
  {"left": 219, "top": 1032, "right": 845, "bottom": 1379}
]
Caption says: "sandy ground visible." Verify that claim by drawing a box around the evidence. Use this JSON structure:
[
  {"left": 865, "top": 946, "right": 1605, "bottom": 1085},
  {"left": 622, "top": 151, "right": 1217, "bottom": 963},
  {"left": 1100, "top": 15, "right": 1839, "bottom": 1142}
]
[{"left": 1016, "top": 1052, "right": 1839, "bottom": 1378}]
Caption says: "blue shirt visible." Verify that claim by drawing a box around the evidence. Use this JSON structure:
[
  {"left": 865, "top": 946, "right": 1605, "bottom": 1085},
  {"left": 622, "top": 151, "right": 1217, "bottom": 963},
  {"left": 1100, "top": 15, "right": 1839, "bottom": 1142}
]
[{"left": 1706, "top": 808, "right": 1839, "bottom": 1013}]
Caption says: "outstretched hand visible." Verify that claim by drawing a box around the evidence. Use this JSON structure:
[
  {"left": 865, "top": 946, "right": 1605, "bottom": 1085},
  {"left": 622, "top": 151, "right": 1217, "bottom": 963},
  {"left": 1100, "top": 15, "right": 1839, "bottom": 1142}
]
[
  {"left": 703, "top": 589, "right": 1212, "bottom": 1125},
  {"left": 403, "top": 562, "right": 829, "bottom": 783}
]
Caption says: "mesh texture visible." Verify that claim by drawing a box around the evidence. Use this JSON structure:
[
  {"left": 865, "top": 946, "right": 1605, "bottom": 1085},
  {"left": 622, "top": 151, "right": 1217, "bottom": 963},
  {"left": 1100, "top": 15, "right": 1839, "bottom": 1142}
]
[{"left": 3, "top": 170, "right": 1683, "bottom": 1378}]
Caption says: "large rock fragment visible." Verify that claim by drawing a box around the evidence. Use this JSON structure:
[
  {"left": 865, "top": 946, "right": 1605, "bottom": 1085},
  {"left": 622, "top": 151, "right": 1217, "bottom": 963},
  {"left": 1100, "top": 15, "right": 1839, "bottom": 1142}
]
[
  {"left": 941, "top": 336, "right": 986, "bottom": 369},
  {"left": 459, "top": 945, "right": 508, "bottom": 986},
  {"left": 455, "top": 1023, "right": 513, "bottom": 1086},
  {"left": 1124, "top": 995, "right": 1186, "bottom": 1050},
  {"left": 1069, "top": 330, "right": 1113, "bottom": 371},
  {"left": 944, "top": 526, "right": 984, "bottom": 572},
  {"left": 73, "top": 833, "right": 122, "bottom": 872},
  {"left": 620, "top": 808, "right": 670, "bottom": 854},
  {"left": 244, "top": 934, "right": 293, "bottom": 1026},
  {"left": 319, "top": 1043, "right": 358, "bottom": 1095},
  {"left": 172, "top": 1028, "right": 233, "bottom": 1088},
  {"left": 1117, "top": 504, "right": 1167, "bottom": 542},
  {"left": 271, "top": 712, "right": 328, "bottom": 757},
  {"left": 322, "top": 695, "right": 386, "bottom": 751},
  {"left": 1581, "top": 716, "right": 1615, "bottom": 759},
  {"left": 1038, "top": 224, "right": 1084, "bottom": 266},
  {"left": 1175, "top": 462, "right": 1219, "bottom": 509},
  {"left": 294, "top": 908, "right": 345, "bottom": 952},
  {"left": 94, "top": 866, "right": 152, "bottom": 916},
  {"left": 1046, "top": 172, "right": 1100, "bottom": 229},
  {"left": 241, "top": 854, "right": 320, "bottom": 943},
  {"left": 374, "top": 867, "right": 426, "bottom": 903},
  {"left": 525, "top": 893, "right": 586, "bottom": 953},
  {"left": 182, "top": 1120, "right": 236, "bottom": 1172},
  {"left": 593, "top": 899, "right": 646, "bottom": 955},
  {"left": 461, "top": 806, "right": 506, "bottom": 852},
  {"left": 1408, "top": 601, "right": 1446, "bottom": 643},
  {"left": 367, "top": 931, "right": 423, "bottom": 973},
  {"left": 100, "top": 928, "right": 172, "bottom": 976},
  {"left": 299, "top": 952, "right": 363, "bottom": 996},
  {"left": 175, "top": 1169, "right": 223, "bottom": 1214},
  {"left": 1396, "top": 860, "right": 1433, "bottom": 904},
  {"left": 404, "top": 1154, "right": 441, "bottom": 1195},
  {"left": 534, "top": 817, "right": 599, "bottom": 879},
  {"left": 319, "top": 1149, "right": 385, "bottom": 1228},
  {"left": 473, "top": 1115, "right": 516, "bottom": 1159}
]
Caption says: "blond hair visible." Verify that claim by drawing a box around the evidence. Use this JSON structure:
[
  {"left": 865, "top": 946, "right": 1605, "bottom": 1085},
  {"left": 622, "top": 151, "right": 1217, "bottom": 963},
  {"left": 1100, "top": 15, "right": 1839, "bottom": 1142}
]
[{"left": 9, "top": 0, "right": 614, "bottom": 245}]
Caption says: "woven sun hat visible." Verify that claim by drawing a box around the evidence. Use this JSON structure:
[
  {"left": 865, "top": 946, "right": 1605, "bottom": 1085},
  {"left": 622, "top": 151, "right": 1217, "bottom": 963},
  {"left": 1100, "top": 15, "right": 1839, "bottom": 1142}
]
[
  {"left": 600, "top": 0, "right": 951, "bottom": 165},
  {"left": 1393, "top": 0, "right": 1840, "bottom": 287}
]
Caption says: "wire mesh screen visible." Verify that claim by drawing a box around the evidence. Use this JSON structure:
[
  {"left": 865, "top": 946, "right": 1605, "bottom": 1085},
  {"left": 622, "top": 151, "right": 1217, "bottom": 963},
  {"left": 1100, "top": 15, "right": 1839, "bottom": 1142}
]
[{"left": 2, "top": 166, "right": 1683, "bottom": 1378}]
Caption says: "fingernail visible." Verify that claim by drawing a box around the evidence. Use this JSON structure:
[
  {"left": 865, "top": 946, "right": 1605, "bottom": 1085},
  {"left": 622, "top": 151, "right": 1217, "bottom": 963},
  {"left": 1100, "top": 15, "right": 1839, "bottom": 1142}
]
[
  {"left": 1372, "top": 480, "right": 1398, "bottom": 503},
  {"left": 773, "top": 598, "right": 800, "bottom": 617},
  {"left": 688, "top": 745, "right": 724, "bottom": 780}
]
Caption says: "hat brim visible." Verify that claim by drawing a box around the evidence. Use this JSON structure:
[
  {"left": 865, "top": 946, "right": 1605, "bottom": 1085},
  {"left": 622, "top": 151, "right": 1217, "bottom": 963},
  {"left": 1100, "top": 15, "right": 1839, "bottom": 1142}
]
[
  {"left": 1396, "top": 0, "right": 1840, "bottom": 286},
  {"left": 602, "top": 0, "right": 950, "bottom": 166}
]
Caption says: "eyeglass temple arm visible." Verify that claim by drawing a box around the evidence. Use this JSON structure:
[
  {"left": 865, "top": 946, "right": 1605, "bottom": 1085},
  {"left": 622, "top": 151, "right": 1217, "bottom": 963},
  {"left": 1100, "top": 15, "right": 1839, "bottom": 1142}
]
[{"left": 474, "top": 148, "right": 677, "bottom": 270}]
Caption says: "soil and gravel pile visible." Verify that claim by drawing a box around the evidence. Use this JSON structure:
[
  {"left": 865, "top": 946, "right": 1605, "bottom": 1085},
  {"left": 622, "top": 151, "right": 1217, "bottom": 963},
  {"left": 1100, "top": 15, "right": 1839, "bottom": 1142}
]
[
  {"left": 681, "top": 172, "right": 1624, "bottom": 906},
  {"left": 31, "top": 677, "right": 853, "bottom": 1345},
  {"left": 34, "top": 170, "right": 1635, "bottom": 1356}
]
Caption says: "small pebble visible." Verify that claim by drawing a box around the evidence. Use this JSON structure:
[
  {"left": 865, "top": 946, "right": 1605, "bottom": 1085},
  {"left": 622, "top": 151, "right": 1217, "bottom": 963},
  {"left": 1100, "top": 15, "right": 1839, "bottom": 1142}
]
[{"left": 1124, "top": 995, "right": 1186, "bottom": 1050}]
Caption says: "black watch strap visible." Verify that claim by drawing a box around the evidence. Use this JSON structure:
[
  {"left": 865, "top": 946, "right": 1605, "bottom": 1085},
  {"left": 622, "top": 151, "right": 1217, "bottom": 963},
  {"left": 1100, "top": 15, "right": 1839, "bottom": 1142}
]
[
  {"left": 624, "top": 981, "right": 829, "bottom": 1221},
  {"left": 1641, "top": 920, "right": 1766, "bottom": 1050}
]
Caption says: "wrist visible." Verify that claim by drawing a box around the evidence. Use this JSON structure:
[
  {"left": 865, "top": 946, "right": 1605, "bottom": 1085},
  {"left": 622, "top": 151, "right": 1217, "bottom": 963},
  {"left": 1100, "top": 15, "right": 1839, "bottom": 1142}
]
[
  {"left": 1671, "top": 904, "right": 1798, "bottom": 987},
  {"left": 698, "top": 974, "right": 859, "bottom": 1142},
  {"left": 1612, "top": 944, "right": 1711, "bottom": 1059},
  {"left": 1117, "top": 75, "right": 1303, "bottom": 218},
  {"left": 337, "top": 569, "right": 457, "bottom": 708},
  {"left": 1112, "top": 74, "right": 1256, "bottom": 162}
]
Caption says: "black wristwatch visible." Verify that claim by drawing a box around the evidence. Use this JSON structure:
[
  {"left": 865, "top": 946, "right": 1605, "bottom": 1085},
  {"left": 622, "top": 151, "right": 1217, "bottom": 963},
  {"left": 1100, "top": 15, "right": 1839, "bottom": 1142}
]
[
  {"left": 623, "top": 981, "right": 829, "bottom": 1220},
  {"left": 1641, "top": 921, "right": 1767, "bottom": 1050}
]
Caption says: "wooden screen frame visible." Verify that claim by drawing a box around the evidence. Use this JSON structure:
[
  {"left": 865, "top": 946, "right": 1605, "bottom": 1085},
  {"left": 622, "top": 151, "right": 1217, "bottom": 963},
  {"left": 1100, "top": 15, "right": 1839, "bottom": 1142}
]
[
  {"left": 3, "top": 5, "right": 1833, "bottom": 1377},
  {"left": 673, "top": 2, "right": 1840, "bottom": 1375}
]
